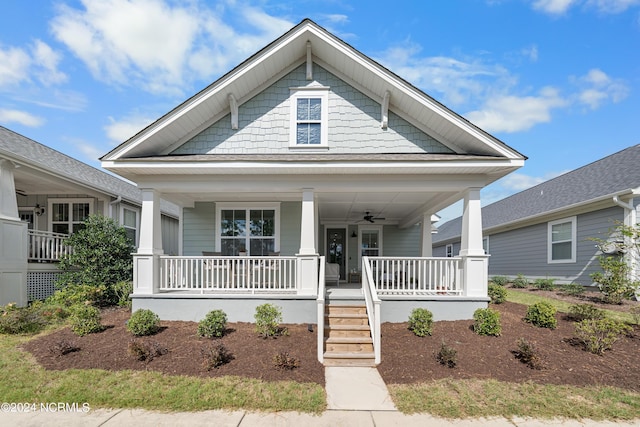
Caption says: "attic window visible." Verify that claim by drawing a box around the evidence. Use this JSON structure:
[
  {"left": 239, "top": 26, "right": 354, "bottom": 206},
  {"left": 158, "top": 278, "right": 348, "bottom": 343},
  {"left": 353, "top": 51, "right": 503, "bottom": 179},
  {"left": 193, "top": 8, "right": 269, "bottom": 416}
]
[{"left": 289, "top": 87, "right": 328, "bottom": 148}]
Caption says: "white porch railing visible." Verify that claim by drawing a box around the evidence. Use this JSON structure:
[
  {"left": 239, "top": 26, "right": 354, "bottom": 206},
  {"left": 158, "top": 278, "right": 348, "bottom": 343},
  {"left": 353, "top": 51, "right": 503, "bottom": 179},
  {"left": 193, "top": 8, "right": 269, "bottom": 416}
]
[
  {"left": 366, "top": 256, "right": 462, "bottom": 295},
  {"left": 362, "top": 256, "right": 381, "bottom": 364},
  {"left": 159, "top": 256, "right": 297, "bottom": 294},
  {"left": 316, "top": 256, "right": 326, "bottom": 364},
  {"left": 28, "top": 230, "right": 71, "bottom": 262}
]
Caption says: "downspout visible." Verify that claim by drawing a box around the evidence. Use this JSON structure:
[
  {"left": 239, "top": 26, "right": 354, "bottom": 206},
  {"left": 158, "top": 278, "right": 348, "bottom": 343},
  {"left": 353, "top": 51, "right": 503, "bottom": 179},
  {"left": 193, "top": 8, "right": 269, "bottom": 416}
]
[
  {"left": 108, "top": 195, "right": 122, "bottom": 219},
  {"left": 612, "top": 195, "right": 638, "bottom": 298}
]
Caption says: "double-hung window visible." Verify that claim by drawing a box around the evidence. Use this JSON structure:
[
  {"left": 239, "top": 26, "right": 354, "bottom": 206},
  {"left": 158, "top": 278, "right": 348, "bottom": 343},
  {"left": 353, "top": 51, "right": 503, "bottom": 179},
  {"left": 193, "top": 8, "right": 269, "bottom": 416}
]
[
  {"left": 548, "top": 217, "right": 577, "bottom": 263},
  {"left": 121, "top": 207, "right": 139, "bottom": 245},
  {"left": 217, "top": 204, "right": 279, "bottom": 256},
  {"left": 290, "top": 88, "right": 328, "bottom": 148},
  {"left": 49, "top": 198, "right": 92, "bottom": 234}
]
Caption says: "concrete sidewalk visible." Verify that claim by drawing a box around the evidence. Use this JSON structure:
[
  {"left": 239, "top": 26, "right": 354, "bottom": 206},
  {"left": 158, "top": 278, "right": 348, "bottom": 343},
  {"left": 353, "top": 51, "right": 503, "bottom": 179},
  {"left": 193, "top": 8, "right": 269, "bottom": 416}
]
[{"left": 2, "top": 408, "right": 639, "bottom": 426}]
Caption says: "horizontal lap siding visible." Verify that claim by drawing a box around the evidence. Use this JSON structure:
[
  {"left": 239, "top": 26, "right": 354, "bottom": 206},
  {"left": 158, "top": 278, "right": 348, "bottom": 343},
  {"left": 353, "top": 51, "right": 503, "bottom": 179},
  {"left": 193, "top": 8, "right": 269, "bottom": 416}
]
[
  {"left": 383, "top": 225, "right": 421, "bottom": 256},
  {"left": 183, "top": 202, "right": 215, "bottom": 256},
  {"left": 280, "top": 202, "right": 301, "bottom": 256}
]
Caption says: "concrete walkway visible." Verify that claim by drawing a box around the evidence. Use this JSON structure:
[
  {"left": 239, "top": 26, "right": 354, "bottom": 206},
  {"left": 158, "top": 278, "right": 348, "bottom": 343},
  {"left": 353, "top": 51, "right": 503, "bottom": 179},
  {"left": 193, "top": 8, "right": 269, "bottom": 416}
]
[{"left": 325, "top": 366, "right": 396, "bottom": 411}]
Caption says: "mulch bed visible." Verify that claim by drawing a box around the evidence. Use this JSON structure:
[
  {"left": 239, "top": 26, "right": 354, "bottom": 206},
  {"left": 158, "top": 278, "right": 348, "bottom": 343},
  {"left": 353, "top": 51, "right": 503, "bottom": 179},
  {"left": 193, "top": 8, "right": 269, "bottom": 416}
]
[{"left": 21, "top": 289, "right": 640, "bottom": 391}]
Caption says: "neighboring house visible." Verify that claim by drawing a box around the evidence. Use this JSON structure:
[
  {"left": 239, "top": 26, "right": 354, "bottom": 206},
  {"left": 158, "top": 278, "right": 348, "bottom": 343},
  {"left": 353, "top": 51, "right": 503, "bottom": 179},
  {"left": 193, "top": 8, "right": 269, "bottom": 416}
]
[
  {"left": 433, "top": 144, "right": 640, "bottom": 286},
  {"left": 101, "top": 19, "right": 525, "bottom": 363},
  {"left": 0, "top": 126, "right": 180, "bottom": 306}
]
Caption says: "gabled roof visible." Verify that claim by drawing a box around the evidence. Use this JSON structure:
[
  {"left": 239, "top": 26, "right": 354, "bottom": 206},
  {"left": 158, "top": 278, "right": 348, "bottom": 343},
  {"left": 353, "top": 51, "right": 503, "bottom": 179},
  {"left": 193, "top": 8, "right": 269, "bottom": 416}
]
[
  {"left": 433, "top": 144, "right": 640, "bottom": 243},
  {"left": 0, "top": 126, "right": 178, "bottom": 216},
  {"left": 102, "top": 19, "right": 525, "bottom": 162}
]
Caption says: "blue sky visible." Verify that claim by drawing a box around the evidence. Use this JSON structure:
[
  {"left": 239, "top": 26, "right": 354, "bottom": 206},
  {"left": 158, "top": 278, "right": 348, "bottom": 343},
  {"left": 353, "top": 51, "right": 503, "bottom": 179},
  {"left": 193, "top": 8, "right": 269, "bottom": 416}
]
[{"left": 1, "top": 0, "right": 639, "bottom": 224}]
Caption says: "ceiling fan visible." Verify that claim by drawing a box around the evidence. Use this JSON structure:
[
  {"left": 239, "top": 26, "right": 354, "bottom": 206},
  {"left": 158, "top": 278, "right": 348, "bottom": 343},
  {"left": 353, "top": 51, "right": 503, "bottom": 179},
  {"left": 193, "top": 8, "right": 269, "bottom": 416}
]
[{"left": 361, "top": 211, "right": 385, "bottom": 223}]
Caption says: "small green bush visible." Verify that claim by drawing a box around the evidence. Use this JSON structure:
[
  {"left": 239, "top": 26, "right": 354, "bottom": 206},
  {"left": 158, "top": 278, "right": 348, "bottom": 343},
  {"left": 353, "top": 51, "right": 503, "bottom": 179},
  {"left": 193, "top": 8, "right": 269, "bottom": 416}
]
[
  {"left": 408, "top": 308, "right": 433, "bottom": 337},
  {"left": 567, "top": 304, "right": 606, "bottom": 322},
  {"left": 197, "top": 309, "right": 228, "bottom": 338},
  {"left": 575, "top": 318, "right": 632, "bottom": 355},
  {"left": 31, "top": 301, "right": 70, "bottom": 323},
  {"left": 560, "top": 283, "right": 585, "bottom": 296},
  {"left": 112, "top": 281, "right": 133, "bottom": 308},
  {"left": 533, "top": 278, "right": 556, "bottom": 291},
  {"left": 591, "top": 255, "right": 638, "bottom": 304},
  {"left": 255, "top": 303, "right": 284, "bottom": 338},
  {"left": 473, "top": 308, "right": 501, "bottom": 336},
  {"left": 46, "top": 284, "right": 109, "bottom": 307},
  {"left": 127, "top": 309, "right": 161, "bottom": 336},
  {"left": 524, "top": 302, "right": 557, "bottom": 329},
  {"left": 511, "top": 274, "right": 529, "bottom": 288},
  {"left": 0, "top": 303, "right": 47, "bottom": 335},
  {"left": 128, "top": 339, "right": 167, "bottom": 362},
  {"left": 436, "top": 341, "right": 457, "bottom": 368},
  {"left": 488, "top": 284, "right": 507, "bottom": 304},
  {"left": 489, "top": 276, "right": 508, "bottom": 287},
  {"left": 69, "top": 304, "right": 104, "bottom": 336},
  {"left": 630, "top": 306, "right": 640, "bottom": 325}
]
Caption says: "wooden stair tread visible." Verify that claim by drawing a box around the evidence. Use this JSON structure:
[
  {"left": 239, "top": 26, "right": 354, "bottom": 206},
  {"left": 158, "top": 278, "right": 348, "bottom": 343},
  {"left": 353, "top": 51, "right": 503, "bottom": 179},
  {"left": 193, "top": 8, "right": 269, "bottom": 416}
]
[
  {"left": 323, "top": 351, "right": 375, "bottom": 359},
  {"left": 326, "top": 313, "right": 367, "bottom": 318},
  {"left": 324, "top": 323, "right": 370, "bottom": 330},
  {"left": 325, "top": 336, "right": 372, "bottom": 343}
]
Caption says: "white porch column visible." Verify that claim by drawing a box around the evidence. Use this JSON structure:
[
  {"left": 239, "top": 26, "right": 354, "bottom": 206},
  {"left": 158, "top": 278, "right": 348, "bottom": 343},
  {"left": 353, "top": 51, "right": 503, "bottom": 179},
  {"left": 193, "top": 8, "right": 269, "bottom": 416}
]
[
  {"left": 0, "top": 159, "right": 28, "bottom": 306},
  {"left": 297, "top": 189, "right": 318, "bottom": 296},
  {"left": 420, "top": 212, "right": 433, "bottom": 257},
  {"left": 133, "top": 189, "right": 164, "bottom": 295},
  {"left": 459, "top": 188, "right": 489, "bottom": 298}
]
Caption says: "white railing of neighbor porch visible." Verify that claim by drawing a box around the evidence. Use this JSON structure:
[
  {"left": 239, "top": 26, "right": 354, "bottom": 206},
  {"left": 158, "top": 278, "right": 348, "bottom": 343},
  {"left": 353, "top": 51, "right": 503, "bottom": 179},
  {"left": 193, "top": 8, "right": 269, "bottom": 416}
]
[
  {"left": 367, "top": 257, "right": 462, "bottom": 295},
  {"left": 362, "top": 256, "right": 381, "bottom": 364},
  {"left": 159, "top": 256, "right": 297, "bottom": 294},
  {"left": 28, "top": 230, "right": 72, "bottom": 262}
]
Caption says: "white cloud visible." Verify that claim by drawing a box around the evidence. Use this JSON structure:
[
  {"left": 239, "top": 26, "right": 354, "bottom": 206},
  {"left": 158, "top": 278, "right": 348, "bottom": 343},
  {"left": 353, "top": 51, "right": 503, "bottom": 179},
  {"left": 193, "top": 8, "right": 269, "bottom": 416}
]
[
  {"left": 31, "top": 40, "right": 67, "bottom": 86},
  {"left": 532, "top": 0, "right": 640, "bottom": 14},
  {"left": 572, "top": 68, "right": 628, "bottom": 109},
  {"left": 532, "top": 0, "right": 578, "bottom": 15},
  {"left": 0, "top": 109, "right": 45, "bottom": 127},
  {"left": 464, "top": 86, "right": 568, "bottom": 133},
  {"left": 500, "top": 170, "right": 568, "bottom": 191},
  {"left": 104, "top": 114, "right": 156, "bottom": 144},
  {"left": 0, "top": 46, "right": 31, "bottom": 87},
  {"left": 51, "top": 0, "right": 293, "bottom": 96},
  {"left": 75, "top": 141, "right": 106, "bottom": 164},
  {"left": 585, "top": 0, "right": 640, "bottom": 13}
]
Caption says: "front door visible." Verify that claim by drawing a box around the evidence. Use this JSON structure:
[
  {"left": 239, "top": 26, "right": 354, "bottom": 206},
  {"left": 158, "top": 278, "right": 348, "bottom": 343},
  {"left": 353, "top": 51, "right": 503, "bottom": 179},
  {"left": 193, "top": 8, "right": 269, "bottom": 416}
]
[{"left": 326, "top": 228, "right": 346, "bottom": 280}]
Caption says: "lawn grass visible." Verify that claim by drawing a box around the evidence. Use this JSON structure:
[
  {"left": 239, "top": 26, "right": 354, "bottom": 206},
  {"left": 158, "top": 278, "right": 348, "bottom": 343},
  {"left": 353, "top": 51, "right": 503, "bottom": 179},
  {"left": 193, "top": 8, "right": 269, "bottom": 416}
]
[
  {"left": 506, "top": 289, "right": 635, "bottom": 323},
  {"left": 388, "top": 379, "right": 640, "bottom": 420},
  {"left": 0, "top": 333, "right": 326, "bottom": 414}
]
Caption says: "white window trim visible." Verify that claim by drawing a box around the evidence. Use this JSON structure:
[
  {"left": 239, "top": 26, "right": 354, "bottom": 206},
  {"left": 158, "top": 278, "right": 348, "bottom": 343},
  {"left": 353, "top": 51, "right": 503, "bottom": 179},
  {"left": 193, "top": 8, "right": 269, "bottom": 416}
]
[
  {"left": 120, "top": 205, "right": 140, "bottom": 246},
  {"left": 445, "top": 244, "right": 453, "bottom": 258},
  {"left": 289, "top": 86, "right": 329, "bottom": 149},
  {"left": 48, "top": 198, "right": 94, "bottom": 234},
  {"left": 215, "top": 202, "right": 281, "bottom": 254},
  {"left": 483, "top": 236, "right": 489, "bottom": 255},
  {"left": 547, "top": 216, "right": 577, "bottom": 264},
  {"left": 357, "top": 224, "right": 383, "bottom": 267}
]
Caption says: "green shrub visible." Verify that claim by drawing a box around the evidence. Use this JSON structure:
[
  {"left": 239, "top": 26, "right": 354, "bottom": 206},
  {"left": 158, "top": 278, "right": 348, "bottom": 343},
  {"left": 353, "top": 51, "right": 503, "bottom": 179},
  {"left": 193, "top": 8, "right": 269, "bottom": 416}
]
[
  {"left": 69, "top": 304, "right": 104, "bottom": 336},
  {"left": 127, "top": 309, "right": 161, "bottom": 336},
  {"left": 408, "top": 308, "right": 433, "bottom": 337},
  {"left": 560, "top": 283, "right": 585, "bottom": 296},
  {"left": 436, "top": 341, "right": 457, "bottom": 368},
  {"left": 513, "top": 338, "right": 544, "bottom": 370},
  {"left": 524, "top": 302, "right": 557, "bottom": 329},
  {"left": 533, "top": 278, "right": 556, "bottom": 291},
  {"left": 511, "top": 274, "right": 529, "bottom": 288},
  {"left": 128, "top": 339, "right": 167, "bottom": 362},
  {"left": 488, "top": 284, "right": 507, "bottom": 304},
  {"left": 591, "top": 256, "right": 638, "bottom": 304},
  {"left": 197, "top": 309, "right": 228, "bottom": 338},
  {"left": 201, "top": 343, "right": 233, "bottom": 370},
  {"left": 473, "top": 308, "right": 501, "bottom": 336},
  {"left": 112, "top": 281, "right": 133, "bottom": 308},
  {"left": 567, "top": 304, "right": 606, "bottom": 322},
  {"left": 0, "top": 303, "right": 47, "bottom": 335},
  {"left": 489, "top": 276, "right": 508, "bottom": 287},
  {"left": 46, "top": 284, "right": 109, "bottom": 307},
  {"left": 575, "top": 318, "right": 632, "bottom": 355},
  {"left": 31, "top": 301, "right": 70, "bottom": 322},
  {"left": 56, "top": 215, "right": 134, "bottom": 304},
  {"left": 273, "top": 352, "right": 300, "bottom": 370},
  {"left": 254, "top": 303, "right": 284, "bottom": 338},
  {"left": 630, "top": 306, "right": 640, "bottom": 325}
]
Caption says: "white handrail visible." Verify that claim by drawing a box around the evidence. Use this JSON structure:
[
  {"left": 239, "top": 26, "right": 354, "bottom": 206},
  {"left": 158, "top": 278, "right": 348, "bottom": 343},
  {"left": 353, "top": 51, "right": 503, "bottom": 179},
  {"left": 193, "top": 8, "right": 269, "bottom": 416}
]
[
  {"left": 28, "top": 230, "right": 72, "bottom": 262},
  {"left": 362, "top": 256, "right": 381, "bottom": 364},
  {"left": 159, "top": 256, "right": 297, "bottom": 293},
  {"left": 368, "top": 256, "right": 462, "bottom": 295},
  {"left": 317, "top": 256, "right": 326, "bottom": 364}
]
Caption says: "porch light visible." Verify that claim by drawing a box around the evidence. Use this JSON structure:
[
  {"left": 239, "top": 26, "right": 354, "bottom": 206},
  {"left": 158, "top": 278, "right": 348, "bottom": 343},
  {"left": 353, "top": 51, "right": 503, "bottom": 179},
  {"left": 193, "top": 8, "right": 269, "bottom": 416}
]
[
  {"left": 34, "top": 204, "right": 45, "bottom": 216},
  {"left": 351, "top": 231, "right": 357, "bottom": 238}
]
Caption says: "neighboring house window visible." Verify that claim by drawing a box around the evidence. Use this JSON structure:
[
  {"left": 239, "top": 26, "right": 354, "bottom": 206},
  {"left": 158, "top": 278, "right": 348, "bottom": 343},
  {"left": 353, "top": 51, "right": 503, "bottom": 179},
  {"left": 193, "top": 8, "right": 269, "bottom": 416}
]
[
  {"left": 49, "top": 199, "right": 92, "bottom": 234},
  {"left": 548, "top": 217, "right": 577, "bottom": 263},
  {"left": 19, "top": 210, "right": 34, "bottom": 230},
  {"left": 121, "top": 207, "right": 139, "bottom": 246},
  {"left": 483, "top": 236, "right": 489, "bottom": 254},
  {"left": 217, "top": 204, "right": 279, "bottom": 256},
  {"left": 445, "top": 244, "right": 453, "bottom": 258},
  {"left": 289, "top": 88, "right": 329, "bottom": 148}
]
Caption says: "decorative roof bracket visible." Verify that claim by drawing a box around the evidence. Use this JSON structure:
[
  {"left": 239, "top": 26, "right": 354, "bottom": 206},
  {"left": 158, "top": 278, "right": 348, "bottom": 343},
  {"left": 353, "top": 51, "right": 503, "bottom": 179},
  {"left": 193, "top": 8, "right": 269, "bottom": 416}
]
[
  {"left": 228, "top": 93, "right": 238, "bottom": 130},
  {"left": 306, "top": 41, "right": 313, "bottom": 80},
  {"left": 381, "top": 90, "right": 390, "bottom": 129}
]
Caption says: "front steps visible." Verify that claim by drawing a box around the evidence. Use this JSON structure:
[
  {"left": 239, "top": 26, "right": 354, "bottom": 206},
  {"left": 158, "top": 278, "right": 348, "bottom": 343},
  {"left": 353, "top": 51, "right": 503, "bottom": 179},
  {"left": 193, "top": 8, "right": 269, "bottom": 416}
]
[{"left": 323, "top": 303, "right": 375, "bottom": 367}]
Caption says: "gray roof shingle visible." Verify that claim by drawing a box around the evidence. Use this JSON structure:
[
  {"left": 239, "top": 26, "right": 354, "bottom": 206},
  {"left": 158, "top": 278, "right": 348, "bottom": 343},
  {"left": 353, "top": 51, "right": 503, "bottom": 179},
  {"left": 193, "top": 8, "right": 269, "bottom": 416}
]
[{"left": 434, "top": 144, "right": 640, "bottom": 243}]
